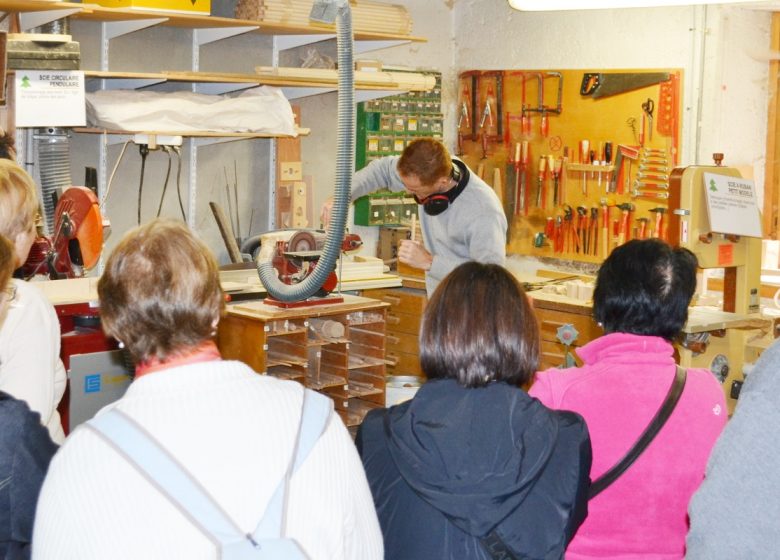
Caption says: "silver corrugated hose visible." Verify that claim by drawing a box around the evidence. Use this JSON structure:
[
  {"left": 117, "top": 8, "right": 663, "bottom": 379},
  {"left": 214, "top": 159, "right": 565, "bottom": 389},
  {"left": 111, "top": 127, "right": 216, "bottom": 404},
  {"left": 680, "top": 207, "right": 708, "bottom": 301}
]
[
  {"left": 36, "top": 128, "right": 72, "bottom": 236},
  {"left": 33, "top": 16, "right": 73, "bottom": 236},
  {"left": 257, "top": 0, "right": 354, "bottom": 301}
]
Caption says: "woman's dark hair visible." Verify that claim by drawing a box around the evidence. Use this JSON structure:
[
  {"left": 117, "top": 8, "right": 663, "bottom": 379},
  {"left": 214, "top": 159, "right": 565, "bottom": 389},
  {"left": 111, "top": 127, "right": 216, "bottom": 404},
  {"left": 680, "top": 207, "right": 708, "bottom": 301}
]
[
  {"left": 419, "top": 262, "right": 539, "bottom": 388},
  {"left": 593, "top": 238, "right": 698, "bottom": 340},
  {"left": 98, "top": 219, "right": 224, "bottom": 363}
]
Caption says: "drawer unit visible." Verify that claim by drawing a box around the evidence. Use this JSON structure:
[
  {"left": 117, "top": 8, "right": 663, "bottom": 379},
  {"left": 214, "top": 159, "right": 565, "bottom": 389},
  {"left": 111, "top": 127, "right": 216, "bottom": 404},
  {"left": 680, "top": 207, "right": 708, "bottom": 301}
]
[
  {"left": 387, "top": 349, "right": 424, "bottom": 377},
  {"left": 218, "top": 295, "right": 388, "bottom": 428},
  {"left": 363, "top": 286, "right": 427, "bottom": 380}
]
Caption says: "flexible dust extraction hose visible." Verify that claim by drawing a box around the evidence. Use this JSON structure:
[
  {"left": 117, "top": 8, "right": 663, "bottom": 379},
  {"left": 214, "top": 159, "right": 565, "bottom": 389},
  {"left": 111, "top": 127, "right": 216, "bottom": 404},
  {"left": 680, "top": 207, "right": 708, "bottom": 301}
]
[{"left": 257, "top": 0, "right": 354, "bottom": 301}]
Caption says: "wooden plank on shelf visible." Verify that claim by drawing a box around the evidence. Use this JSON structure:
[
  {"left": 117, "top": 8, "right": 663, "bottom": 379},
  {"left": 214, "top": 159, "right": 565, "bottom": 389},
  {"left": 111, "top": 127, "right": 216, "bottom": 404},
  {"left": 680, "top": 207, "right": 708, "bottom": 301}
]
[
  {"left": 80, "top": 69, "right": 432, "bottom": 92},
  {"left": 254, "top": 66, "right": 436, "bottom": 91},
  {"left": 71, "top": 127, "right": 310, "bottom": 138},
  {"left": 0, "top": 0, "right": 426, "bottom": 42}
]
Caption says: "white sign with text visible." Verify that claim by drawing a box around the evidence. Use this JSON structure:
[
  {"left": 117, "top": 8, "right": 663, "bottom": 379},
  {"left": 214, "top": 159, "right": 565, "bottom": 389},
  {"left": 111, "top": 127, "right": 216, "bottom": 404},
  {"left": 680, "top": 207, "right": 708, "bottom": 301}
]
[
  {"left": 15, "top": 71, "right": 86, "bottom": 127},
  {"left": 702, "top": 172, "right": 762, "bottom": 238}
]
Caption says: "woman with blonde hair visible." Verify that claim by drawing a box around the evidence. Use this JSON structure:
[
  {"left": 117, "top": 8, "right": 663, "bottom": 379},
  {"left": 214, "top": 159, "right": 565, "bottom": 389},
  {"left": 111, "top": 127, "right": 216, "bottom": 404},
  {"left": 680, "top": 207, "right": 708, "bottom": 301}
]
[
  {"left": 0, "top": 159, "right": 66, "bottom": 443},
  {"left": 0, "top": 233, "right": 58, "bottom": 558}
]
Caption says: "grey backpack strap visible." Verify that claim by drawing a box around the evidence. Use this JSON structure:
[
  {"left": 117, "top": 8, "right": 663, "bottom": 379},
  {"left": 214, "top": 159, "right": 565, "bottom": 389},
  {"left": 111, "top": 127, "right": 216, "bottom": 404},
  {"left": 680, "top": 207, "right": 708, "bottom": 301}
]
[
  {"left": 86, "top": 409, "right": 261, "bottom": 558},
  {"left": 86, "top": 390, "right": 331, "bottom": 560},
  {"left": 250, "top": 389, "right": 332, "bottom": 542}
]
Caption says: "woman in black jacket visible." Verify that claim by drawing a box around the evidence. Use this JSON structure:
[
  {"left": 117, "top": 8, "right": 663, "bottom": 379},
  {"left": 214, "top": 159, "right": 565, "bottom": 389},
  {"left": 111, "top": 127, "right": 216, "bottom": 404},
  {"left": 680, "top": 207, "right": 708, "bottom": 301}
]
[{"left": 357, "top": 262, "right": 592, "bottom": 560}]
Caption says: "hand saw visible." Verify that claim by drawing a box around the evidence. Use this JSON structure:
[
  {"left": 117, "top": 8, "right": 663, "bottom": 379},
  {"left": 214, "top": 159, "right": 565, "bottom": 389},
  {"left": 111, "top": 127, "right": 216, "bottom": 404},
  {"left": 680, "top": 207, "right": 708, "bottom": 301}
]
[{"left": 580, "top": 72, "right": 671, "bottom": 99}]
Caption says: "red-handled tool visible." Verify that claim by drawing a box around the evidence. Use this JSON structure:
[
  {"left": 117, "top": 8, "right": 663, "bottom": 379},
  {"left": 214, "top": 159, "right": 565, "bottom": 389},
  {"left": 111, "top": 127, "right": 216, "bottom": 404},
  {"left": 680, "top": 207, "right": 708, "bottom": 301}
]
[
  {"left": 553, "top": 156, "right": 563, "bottom": 206},
  {"left": 616, "top": 203, "right": 635, "bottom": 246},
  {"left": 517, "top": 141, "right": 529, "bottom": 215},
  {"left": 511, "top": 142, "right": 521, "bottom": 216},
  {"left": 579, "top": 139, "right": 590, "bottom": 196},
  {"left": 650, "top": 207, "right": 667, "bottom": 241},
  {"left": 637, "top": 217, "right": 649, "bottom": 239},
  {"left": 536, "top": 155, "right": 547, "bottom": 208}
]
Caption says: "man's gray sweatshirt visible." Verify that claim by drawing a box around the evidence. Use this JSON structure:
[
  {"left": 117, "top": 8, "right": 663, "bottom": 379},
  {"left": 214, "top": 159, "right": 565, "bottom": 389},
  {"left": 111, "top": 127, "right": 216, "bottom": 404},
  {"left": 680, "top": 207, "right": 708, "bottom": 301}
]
[{"left": 351, "top": 156, "right": 507, "bottom": 296}]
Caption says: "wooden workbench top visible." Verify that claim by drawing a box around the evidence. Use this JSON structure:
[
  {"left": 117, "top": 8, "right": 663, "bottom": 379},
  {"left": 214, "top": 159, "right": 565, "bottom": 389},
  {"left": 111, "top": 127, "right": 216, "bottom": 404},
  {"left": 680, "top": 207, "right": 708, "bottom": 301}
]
[{"left": 227, "top": 294, "right": 389, "bottom": 321}]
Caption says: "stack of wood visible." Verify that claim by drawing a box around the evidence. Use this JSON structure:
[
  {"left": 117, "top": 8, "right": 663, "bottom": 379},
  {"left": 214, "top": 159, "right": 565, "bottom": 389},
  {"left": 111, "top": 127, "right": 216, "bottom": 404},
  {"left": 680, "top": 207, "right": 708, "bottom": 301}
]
[{"left": 235, "top": 0, "right": 413, "bottom": 36}]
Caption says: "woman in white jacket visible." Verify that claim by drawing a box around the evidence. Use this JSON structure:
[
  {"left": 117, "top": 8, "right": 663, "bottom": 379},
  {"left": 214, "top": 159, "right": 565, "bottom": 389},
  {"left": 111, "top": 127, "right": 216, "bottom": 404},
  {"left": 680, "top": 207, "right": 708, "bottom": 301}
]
[
  {"left": 34, "top": 219, "right": 382, "bottom": 560},
  {"left": 0, "top": 159, "right": 66, "bottom": 444}
]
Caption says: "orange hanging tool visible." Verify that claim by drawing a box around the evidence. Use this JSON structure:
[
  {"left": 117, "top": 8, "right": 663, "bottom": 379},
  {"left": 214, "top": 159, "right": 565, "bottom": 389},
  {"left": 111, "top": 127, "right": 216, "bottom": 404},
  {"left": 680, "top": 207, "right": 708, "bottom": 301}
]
[
  {"left": 616, "top": 203, "right": 635, "bottom": 246},
  {"left": 650, "top": 207, "right": 667, "bottom": 241},
  {"left": 517, "top": 140, "right": 529, "bottom": 215},
  {"left": 512, "top": 142, "right": 521, "bottom": 216},
  {"left": 590, "top": 207, "right": 599, "bottom": 256},
  {"left": 600, "top": 198, "right": 611, "bottom": 257},
  {"left": 535, "top": 155, "right": 547, "bottom": 208},
  {"left": 579, "top": 140, "right": 590, "bottom": 196},
  {"left": 637, "top": 217, "right": 649, "bottom": 239},
  {"left": 552, "top": 156, "right": 563, "bottom": 207}
]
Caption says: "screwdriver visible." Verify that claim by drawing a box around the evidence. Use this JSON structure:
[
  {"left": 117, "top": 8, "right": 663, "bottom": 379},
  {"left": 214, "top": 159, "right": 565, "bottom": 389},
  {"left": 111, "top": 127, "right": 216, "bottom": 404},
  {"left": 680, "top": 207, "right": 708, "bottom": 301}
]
[{"left": 579, "top": 139, "right": 589, "bottom": 196}]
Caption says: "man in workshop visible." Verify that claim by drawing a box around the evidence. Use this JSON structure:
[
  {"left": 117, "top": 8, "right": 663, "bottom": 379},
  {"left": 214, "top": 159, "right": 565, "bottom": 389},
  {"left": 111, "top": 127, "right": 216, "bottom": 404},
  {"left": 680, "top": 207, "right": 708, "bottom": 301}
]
[{"left": 334, "top": 138, "right": 507, "bottom": 295}]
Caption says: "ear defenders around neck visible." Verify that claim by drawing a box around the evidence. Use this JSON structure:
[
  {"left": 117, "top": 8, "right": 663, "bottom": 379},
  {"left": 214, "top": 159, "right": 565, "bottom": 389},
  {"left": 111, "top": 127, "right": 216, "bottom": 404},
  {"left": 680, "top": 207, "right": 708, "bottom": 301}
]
[
  {"left": 414, "top": 165, "right": 465, "bottom": 216},
  {"left": 414, "top": 193, "right": 450, "bottom": 216}
]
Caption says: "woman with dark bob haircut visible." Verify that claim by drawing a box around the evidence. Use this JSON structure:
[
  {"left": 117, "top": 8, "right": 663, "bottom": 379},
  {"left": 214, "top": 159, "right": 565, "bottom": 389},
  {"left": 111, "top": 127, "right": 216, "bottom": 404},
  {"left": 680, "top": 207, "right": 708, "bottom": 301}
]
[
  {"left": 357, "top": 261, "right": 592, "bottom": 560},
  {"left": 530, "top": 239, "right": 728, "bottom": 559},
  {"left": 33, "top": 219, "right": 383, "bottom": 559}
]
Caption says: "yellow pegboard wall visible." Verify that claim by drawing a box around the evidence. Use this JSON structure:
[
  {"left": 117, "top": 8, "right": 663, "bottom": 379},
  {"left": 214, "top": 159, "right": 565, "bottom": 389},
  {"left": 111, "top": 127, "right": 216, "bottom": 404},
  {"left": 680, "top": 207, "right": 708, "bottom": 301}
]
[{"left": 457, "top": 68, "right": 682, "bottom": 264}]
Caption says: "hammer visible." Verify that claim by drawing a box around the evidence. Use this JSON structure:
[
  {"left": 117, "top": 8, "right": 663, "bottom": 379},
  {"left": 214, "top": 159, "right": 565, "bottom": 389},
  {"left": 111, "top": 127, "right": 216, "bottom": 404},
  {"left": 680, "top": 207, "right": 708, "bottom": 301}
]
[
  {"left": 637, "top": 217, "right": 650, "bottom": 239},
  {"left": 650, "top": 207, "right": 667, "bottom": 241},
  {"left": 616, "top": 202, "right": 635, "bottom": 246}
]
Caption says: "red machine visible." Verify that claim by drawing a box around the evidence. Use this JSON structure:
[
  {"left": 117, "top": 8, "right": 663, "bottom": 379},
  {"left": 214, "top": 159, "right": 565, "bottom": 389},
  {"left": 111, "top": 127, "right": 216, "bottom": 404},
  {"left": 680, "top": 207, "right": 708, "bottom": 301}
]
[
  {"left": 265, "top": 229, "right": 362, "bottom": 308},
  {"left": 23, "top": 187, "right": 114, "bottom": 434},
  {"left": 23, "top": 186, "right": 108, "bottom": 279}
]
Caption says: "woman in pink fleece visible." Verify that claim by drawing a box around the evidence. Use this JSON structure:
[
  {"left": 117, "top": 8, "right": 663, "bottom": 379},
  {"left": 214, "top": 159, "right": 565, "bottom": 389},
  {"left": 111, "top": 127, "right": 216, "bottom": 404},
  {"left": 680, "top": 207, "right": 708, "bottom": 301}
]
[{"left": 530, "top": 239, "right": 727, "bottom": 559}]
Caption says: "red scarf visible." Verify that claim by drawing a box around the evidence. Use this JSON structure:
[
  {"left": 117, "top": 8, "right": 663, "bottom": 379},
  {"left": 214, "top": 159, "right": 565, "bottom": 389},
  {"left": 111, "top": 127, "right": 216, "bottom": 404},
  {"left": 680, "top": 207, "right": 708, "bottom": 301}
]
[{"left": 135, "top": 340, "right": 221, "bottom": 378}]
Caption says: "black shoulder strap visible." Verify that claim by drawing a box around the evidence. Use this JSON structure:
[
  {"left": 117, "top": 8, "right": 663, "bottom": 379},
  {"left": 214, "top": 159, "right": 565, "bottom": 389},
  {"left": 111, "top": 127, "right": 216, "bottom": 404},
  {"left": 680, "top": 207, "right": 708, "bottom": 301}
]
[
  {"left": 588, "top": 365, "right": 687, "bottom": 500},
  {"left": 481, "top": 529, "right": 521, "bottom": 560}
]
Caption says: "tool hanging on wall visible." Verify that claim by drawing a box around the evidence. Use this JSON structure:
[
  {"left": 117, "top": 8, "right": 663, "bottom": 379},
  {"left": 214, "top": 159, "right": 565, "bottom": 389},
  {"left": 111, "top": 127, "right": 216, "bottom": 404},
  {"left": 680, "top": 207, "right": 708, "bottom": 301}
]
[
  {"left": 580, "top": 72, "right": 671, "bottom": 99},
  {"left": 456, "top": 79, "right": 471, "bottom": 156},
  {"left": 479, "top": 85, "right": 494, "bottom": 159},
  {"left": 536, "top": 155, "right": 547, "bottom": 208},
  {"left": 656, "top": 72, "right": 680, "bottom": 165},
  {"left": 516, "top": 140, "right": 529, "bottom": 215},
  {"left": 520, "top": 71, "right": 563, "bottom": 138},
  {"left": 551, "top": 155, "right": 563, "bottom": 206},
  {"left": 642, "top": 98, "right": 655, "bottom": 143},
  {"left": 579, "top": 139, "right": 590, "bottom": 195}
]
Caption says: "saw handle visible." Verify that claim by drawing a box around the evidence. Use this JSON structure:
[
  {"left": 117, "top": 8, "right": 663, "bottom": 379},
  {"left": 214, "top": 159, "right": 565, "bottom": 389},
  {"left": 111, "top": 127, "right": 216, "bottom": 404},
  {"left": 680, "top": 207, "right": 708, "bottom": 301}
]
[{"left": 580, "top": 73, "right": 601, "bottom": 96}]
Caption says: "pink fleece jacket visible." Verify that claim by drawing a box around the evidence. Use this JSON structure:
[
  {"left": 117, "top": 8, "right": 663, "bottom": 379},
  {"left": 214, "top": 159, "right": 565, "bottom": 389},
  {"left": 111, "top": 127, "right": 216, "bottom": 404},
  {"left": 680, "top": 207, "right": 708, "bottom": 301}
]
[{"left": 529, "top": 333, "right": 726, "bottom": 560}]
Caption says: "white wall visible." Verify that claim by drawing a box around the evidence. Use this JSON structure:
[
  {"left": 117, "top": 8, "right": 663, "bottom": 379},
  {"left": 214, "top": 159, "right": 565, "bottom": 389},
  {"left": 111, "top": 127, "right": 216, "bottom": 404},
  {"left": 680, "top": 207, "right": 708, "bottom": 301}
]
[
  {"left": 301, "top": 2, "right": 772, "bottom": 258},
  {"left": 56, "top": 1, "right": 772, "bottom": 267},
  {"left": 299, "top": 0, "right": 457, "bottom": 252},
  {"left": 452, "top": 2, "right": 771, "bottom": 188}
]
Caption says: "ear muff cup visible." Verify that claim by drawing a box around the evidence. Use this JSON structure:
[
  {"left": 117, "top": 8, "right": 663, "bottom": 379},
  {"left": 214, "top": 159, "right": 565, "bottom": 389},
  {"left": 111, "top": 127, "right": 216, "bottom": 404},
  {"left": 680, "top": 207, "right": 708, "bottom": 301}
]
[
  {"left": 412, "top": 159, "right": 469, "bottom": 217},
  {"left": 418, "top": 194, "right": 451, "bottom": 216}
]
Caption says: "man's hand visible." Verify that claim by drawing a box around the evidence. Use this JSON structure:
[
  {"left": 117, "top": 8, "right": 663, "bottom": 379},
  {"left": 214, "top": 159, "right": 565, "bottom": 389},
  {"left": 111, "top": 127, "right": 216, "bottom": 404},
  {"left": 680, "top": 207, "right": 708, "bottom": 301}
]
[
  {"left": 399, "top": 240, "right": 432, "bottom": 271},
  {"left": 320, "top": 196, "right": 334, "bottom": 229}
]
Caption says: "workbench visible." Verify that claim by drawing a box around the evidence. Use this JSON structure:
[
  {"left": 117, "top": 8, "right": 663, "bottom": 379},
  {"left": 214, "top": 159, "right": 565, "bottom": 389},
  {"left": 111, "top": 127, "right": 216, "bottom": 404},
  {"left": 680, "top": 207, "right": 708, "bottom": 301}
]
[
  {"left": 218, "top": 294, "right": 390, "bottom": 428},
  {"left": 528, "top": 288, "right": 772, "bottom": 413}
]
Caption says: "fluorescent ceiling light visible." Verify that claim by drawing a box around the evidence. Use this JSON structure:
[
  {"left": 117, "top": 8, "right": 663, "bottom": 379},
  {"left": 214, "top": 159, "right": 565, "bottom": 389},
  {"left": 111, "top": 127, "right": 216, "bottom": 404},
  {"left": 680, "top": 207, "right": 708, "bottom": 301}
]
[{"left": 508, "top": 0, "right": 762, "bottom": 10}]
